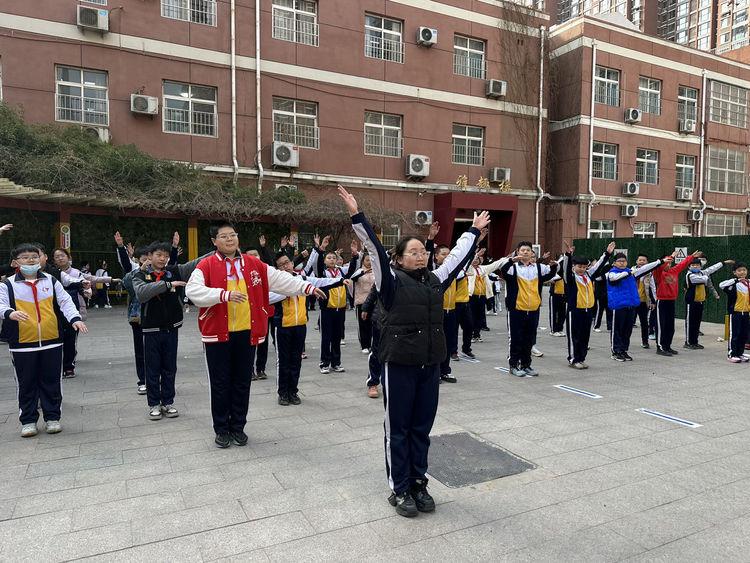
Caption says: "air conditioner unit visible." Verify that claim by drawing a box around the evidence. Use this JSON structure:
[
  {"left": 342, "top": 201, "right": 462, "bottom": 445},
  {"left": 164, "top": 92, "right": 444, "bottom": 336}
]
[
  {"left": 414, "top": 210, "right": 433, "bottom": 225},
  {"left": 489, "top": 167, "right": 511, "bottom": 183},
  {"left": 689, "top": 209, "right": 703, "bottom": 222},
  {"left": 416, "top": 27, "right": 438, "bottom": 46},
  {"left": 621, "top": 204, "right": 639, "bottom": 217},
  {"left": 485, "top": 79, "right": 507, "bottom": 99},
  {"left": 273, "top": 141, "right": 299, "bottom": 168},
  {"left": 130, "top": 94, "right": 159, "bottom": 115},
  {"left": 622, "top": 182, "right": 640, "bottom": 196},
  {"left": 77, "top": 5, "right": 109, "bottom": 32},
  {"left": 624, "top": 107, "right": 642, "bottom": 124},
  {"left": 679, "top": 118, "right": 696, "bottom": 134},
  {"left": 82, "top": 126, "right": 110, "bottom": 143},
  {"left": 675, "top": 187, "right": 694, "bottom": 201},
  {"left": 406, "top": 154, "right": 430, "bottom": 179}
]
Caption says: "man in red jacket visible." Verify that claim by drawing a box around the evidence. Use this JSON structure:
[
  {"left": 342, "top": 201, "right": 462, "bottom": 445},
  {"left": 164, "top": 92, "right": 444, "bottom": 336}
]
[{"left": 652, "top": 248, "right": 702, "bottom": 356}]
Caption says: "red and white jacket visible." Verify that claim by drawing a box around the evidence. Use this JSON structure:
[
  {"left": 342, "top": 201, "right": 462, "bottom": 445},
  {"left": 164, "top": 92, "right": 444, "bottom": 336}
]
[{"left": 186, "top": 252, "right": 314, "bottom": 345}]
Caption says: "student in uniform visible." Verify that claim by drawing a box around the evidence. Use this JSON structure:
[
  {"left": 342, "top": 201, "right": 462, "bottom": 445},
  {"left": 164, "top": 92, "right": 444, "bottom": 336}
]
[
  {"left": 720, "top": 262, "right": 750, "bottom": 363},
  {"left": 361, "top": 284, "right": 383, "bottom": 398},
  {"left": 633, "top": 254, "right": 653, "bottom": 349},
  {"left": 340, "top": 185, "right": 489, "bottom": 518},
  {"left": 548, "top": 267, "right": 567, "bottom": 337},
  {"left": 593, "top": 269, "right": 612, "bottom": 332},
  {"left": 349, "top": 249, "right": 374, "bottom": 354},
  {"left": 684, "top": 257, "right": 730, "bottom": 349},
  {"left": 454, "top": 267, "right": 474, "bottom": 359},
  {"left": 467, "top": 246, "right": 505, "bottom": 343}
]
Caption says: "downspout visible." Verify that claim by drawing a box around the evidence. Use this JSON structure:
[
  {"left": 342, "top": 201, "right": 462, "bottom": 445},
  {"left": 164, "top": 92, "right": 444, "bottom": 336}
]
[
  {"left": 255, "top": 0, "right": 264, "bottom": 192},
  {"left": 586, "top": 41, "right": 597, "bottom": 239},
  {"left": 534, "top": 25, "right": 546, "bottom": 246},
  {"left": 697, "top": 69, "right": 708, "bottom": 236},
  {"left": 230, "top": 0, "right": 239, "bottom": 184}
]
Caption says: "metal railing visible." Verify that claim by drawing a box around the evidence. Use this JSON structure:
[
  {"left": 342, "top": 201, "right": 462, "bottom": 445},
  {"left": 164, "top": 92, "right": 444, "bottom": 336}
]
[
  {"left": 452, "top": 144, "right": 485, "bottom": 166},
  {"left": 364, "top": 35, "right": 404, "bottom": 64},
  {"left": 161, "top": 0, "right": 216, "bottom": 26},
  {"left": 272, "top": 12, "right": 319, "bottom": 46},
  {"left": 716, "top": 38, "right": 749, "bottom": 54},
  {"left": 164, "top": 107, "right": 216, "bottom": 136},
  {"left": 453, "top": 53, "right": 487, "bottom": 79},
  {"left": 364, "top": 133, "right": 403, "bottom": 157},
  {"left": 55, "top": 93, "right": 109, "bottom": 126},
  {"left": 273, "top": 121, "right": 320, "bottom": 149}
]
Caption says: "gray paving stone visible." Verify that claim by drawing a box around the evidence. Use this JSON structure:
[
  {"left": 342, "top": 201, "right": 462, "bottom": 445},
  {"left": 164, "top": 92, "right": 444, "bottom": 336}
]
[
  {"left": 181, "top": 472, "right": 283, "bottom": 508},
  {"left": 12, "top": 482, "right": 128, "bottom": 518},
  {"left": 263, "top": 521, "right": 377, "bottom": 562},
  {"left": 71, "top": 491, "right": 185, "bottom": 531},
  {"left": 25, "top": 452, "right": 124, "bottom": 478},
  {"left": 77, "top": 535, "right": 203, "bottom": 562},
  {"left": 74, "top": 458, "right": 174, "bottom": 487},
  {"left": 125, "top": 466, "right": 224, "bottom": 497}
]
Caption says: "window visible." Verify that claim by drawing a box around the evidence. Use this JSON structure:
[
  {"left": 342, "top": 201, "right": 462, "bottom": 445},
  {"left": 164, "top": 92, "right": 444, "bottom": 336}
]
[
  {"left": 364, "top": 111, "right": 402, "bottom": 157},
  {"left": 162, "top": 81, "right": 217, "bottom": 137},
  {"left": 452, "top": 124, "right": 484, "bottom": 166},
  {"left": 82, "top": 0, "right": 106, "bottom": 4},
  {"left": 592, "top": 142, "right": 618, "bottom": 180},
  {"left": 381, "top": 224, "right": 401, "bottom": 248},
  {"left": 705, "top": 213, "right": 744, "bottom": 236},
  {"left": 710, "top": 81, "right": 748, "bottom": 127},
  {"left": 161, "top": 0, "right": 216, "bottom": 26},
  {"left": 708, "top": 146, "right": 746, "bottom": 194},
  {"left": 272, "top": 0, "right": 318, "bottom": 47},
  {"left": 272, "top": 97, "right": 319, "bottom": 149},
  {"left": 676, "top": 154, "right": 696, "bottom": 189},
  {"left": 589, "top": 220, "right": 615, "bottom": 238},
  {"left": 673, "top": 224, "right": 693, "bottom": 237},
  {"left": 633, "top": 222, "right": 657, "bottom": 238},
  {"left": 594, "top": 66, "right": 620, "bottom": 106},
  {"left": 453, "top": 35, "right": 487, "bottom": 79},
  {"left": 636, "top": 149, "right": 659, "bottom": 184},
  {"left": 55, "top": 66, "right": 108, "bottom": 126},
  {"left": 364, "top": 14, "right": 403, "bottom": 63},
  {"left": 639, "top": 77, "right": 661, "bottom": 115},
  {"left": 678, "top": 86, "right": 698, "bottom": 121}
]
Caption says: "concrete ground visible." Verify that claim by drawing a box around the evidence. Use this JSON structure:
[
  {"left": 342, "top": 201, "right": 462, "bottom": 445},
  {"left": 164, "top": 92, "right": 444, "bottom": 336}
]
[{"left": 1, "top": 303, "right": 750, "bottom": 562}]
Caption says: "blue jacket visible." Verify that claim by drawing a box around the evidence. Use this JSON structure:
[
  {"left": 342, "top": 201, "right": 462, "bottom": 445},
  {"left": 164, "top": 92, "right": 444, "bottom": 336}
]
[{"left": 606, "top": 267, "right": 640, "bottom": 310}]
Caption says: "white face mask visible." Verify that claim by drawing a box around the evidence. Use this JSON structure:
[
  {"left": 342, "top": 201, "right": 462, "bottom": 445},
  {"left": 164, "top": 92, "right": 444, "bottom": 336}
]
[{"left": 19, "top": 264, "right": 41, "bottom": 276}]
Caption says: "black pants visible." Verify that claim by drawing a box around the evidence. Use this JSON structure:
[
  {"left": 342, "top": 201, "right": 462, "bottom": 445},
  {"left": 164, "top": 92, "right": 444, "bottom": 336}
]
[
  {"left": 508, "top": 309, "right": 539, "bottom": 369},
  {"left": 685, "top": 301, "right": 704, "bottom": 346},
  {"left": 487, "top": 296, "right": 496, "bottom": 313},
  {"left": 611, "top": 307, "right": 636, "bottom": 354},
  {"left": 382, "top": 361, "right": 439, "bottom": 494},
  {"left": 143, "top": 329, "right": 178, "bottom": 407},
  {"left": 441, "top": 309, "right": 457, "bottom": 376},
  {"left": 11, "top": 346, "right": 63, "bottom": 424},
  {"left": 255, "top": 317, "right": 275, "bottom": 374},
  {"left": 356, "top": 305, "right": 373, "bottom": 350},
  {"left": 367, "top": 321, "right": 382, "bottom": 387},
  {"left": 204, "top": 330, "right": 254, "bottom": 434},
  {"left": 729, "top": 312, "right": 750, "bottom": 358},
  {"left": 96, "top": 287, "right": 109, "bottom": 308},
  {"left": 649, "top": 305, "right": 657, "bottom": 335},
  {"left": 636, "top": 302, "right": 650, "bottom": 346},
  {"left": 566, "top": 308, "right": 593, "bottom": 363},
  {"left": 550, "top": 293, "right": 567, "bottom": 333},
  {"left": 306, "top": 295, "right": 316, "bottom": 311},
  {"left": 455, "top": 302, "right": 473, "bottom": 354},
  {"left": 469, "top": 295, "right": 487, "bottom": 337},
  {"left": 594, "top": 294, "right": 611, "bottom": 330},
  {"left": 62, "top": 323, "right": 78, "bottom": 373},
  {"left": 655, "top": 300, "right": 676, "bottom": 352},
  {"left": 130, "top": 322, "right": 145, "bottom": 385},
  {"left": 277, "top": 325, "right": 306, "bottom": 397},
  {"left": 320, "top": 307, "right": 345, "bottom": 367}
]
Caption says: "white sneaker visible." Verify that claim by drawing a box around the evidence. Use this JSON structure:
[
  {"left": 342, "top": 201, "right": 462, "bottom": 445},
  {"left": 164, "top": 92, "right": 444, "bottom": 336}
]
[
  {"left": 331, "top": 366, "right": 346, "bottom": 373},
  {"left": 319, "top": 366, "right": 331, "bottom": 374},
  {"left": 340, "top": 339, "right": 346, "bottom": 346},
  {"left": 148, "top": 406, "right": 163, "bottom": 420},
  {"left": 137, "top": 384, "right": 147, "bottom": 395},
  {"left": 21, "top": 423, "right": 38, "bottom": 437},
  {"left": 162, "top": 404, "right": 179, "bottom": 418},
  {"left": 46, "top": 420, "right": 62, "bottom": 434},
  {"left": 531, "top": 346, "right": 544, "bottom": 357},
  {"left": 104, "top": 304, "right": 112, "bottom": 309},
  {"left": 361, "top": 348, "right": 370, "bottom": 354},
  {"left": 593, "top": 328, "right": 601, "bottom": 333}
]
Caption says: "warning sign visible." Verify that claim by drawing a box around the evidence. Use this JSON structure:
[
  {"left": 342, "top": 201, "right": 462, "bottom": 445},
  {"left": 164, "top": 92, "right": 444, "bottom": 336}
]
[
  {"left": 674, "top": 247, "right": 688, "bottom": 264},
  {"left": 614, "top": 248, "right": 628, "bottom": 258}
]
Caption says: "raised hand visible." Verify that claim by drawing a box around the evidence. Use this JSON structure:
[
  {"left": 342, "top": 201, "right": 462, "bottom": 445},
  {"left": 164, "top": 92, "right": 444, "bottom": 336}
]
[
  {"left": 606, "top": 241, "right": 616, "bottom": 254},
  {"left": 692, "top": 250, "right": 703, "bottom": 258},
  {"left": 126, "top": 242, "right": 135, "bottom": 258},
  {"left": 113, "top": 231, "right": 124, "bottom": 247},
  {"left": 177, "top": 246, "right": 184, "bottom": 257},
  {"left": 321, "top": 235, "right": 331, "bottom": 250},
  {"left": 337, "top": 185, "right": 359, "bottom": 216},
  {"left": 541, "top": 251, "right": 551, "bottom": 261},
  {"left": 259, "top": 234, "right": 266, "bottom": 247},
  {"left": 313, "top": 233, "right": 320, "bottom": 247},
  {"left": 472, "top": 211, "right": 491, "bottom": 231},
  {"left": 428, "top": 222, "right": 440, "bottom": 240},
  {"left": 350, "top": 239, "right": 359, "bottom": 255},
  {"left": 280, "top": 235, "right": 289, "bottom": 248},
  {"left": 724, "top": 259, "right": 736, "bottom": 265},
  {"left": 478, "top": 227, "right": 489, "bottom": 243},
  {"left": 0, "top": 224, "right": 13, "bottom": 234},
  {"left": 172, "top": 231, "right": 180, "bottom": 248},
  {"left": 301, "top": 249, "right": 309, "bottom": 258},
  {"left": 289, "top": 235, "right": 296, "bottom": 248}
]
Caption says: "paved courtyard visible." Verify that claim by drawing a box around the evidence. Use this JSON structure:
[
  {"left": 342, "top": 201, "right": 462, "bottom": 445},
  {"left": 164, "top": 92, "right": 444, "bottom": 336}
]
[{"left": 2, "top": 304, "right": 750, "bottom": 561}]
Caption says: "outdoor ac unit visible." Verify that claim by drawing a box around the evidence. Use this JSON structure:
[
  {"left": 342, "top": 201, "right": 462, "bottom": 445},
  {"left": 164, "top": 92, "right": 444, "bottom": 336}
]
[
  {"left": 621, "top": 204, "right": 639, "bottom": 217},
  {"left": 679, "top": 119, "right": 696, "bottom": 134},
  {"left": 82, "top": 126, "right": 110, "bottom": 143},
  {"left": 77, "top": 5, "right": 109, "bottom": 32},
  {"left": 624, "top": 107, "right": 642, "bottom": 124},
  {"left": 675, "top": 187, "right": 694, "bottom": 201},
  {"left": 485, "top": 79, "right": 507, "bottom": 99},
  {"left": 416, "top": 27, "right": 438, "bottom": 46},
  {"left": 414, "top": 210, "right": 433, "bottom": 225},
  {"left": 406, "top": 154, "right": 430, "bottom": 179},
  {"left": 273, "top": 141, "right": 299, "bottom": 168},
  {"left": 130, "top": 94, "right": 159, "bottom": 115},
  {"left": 489, "top": 167, "right": 511, "bottom": 183},
  {"left": 689, "top": 209, "right": 703, "bottom": 222},
  {"left": 622, "top": 182, "right": 640, "bottom": 196}
]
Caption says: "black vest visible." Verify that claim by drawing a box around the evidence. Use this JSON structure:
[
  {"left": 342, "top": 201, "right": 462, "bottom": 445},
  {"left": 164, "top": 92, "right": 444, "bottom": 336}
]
[{"left": 378, "top": 269, "right": 446, "bottom": 366}]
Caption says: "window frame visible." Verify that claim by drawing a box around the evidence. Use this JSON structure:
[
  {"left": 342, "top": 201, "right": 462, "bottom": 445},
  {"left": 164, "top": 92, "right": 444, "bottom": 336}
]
[
  {"left": 678, "top": 86, "right": 698, "bottom": 122},
  {"left": 594, "top": 66, "right": 620, "bottom": 107},
  {"left": 364, "top": 13, "right": 404, "bottom": 64},
  {"left": 672, "top": 223, "right": 693, "bottom": 237},
  {"left": 381, "top": 224, "right": 401, "bottom": 248},
  {"left": 633, "top": 221, "right": 657, "bottom": 239},
  {"left": 635, "top": 148, "right": 659, "bottom": 185},
  {"left": 592, "top": 141, "right": 618, "bottom": 181},
  {"left": 160, "top": 0, "right": 217, "bottom": 27},
  {"left": 710, "top": 81, "right": 748, "bottom": 128},
  {"left": 162, "top": 80, "right": 218, "bottom": 138},
  {"left": 272, "top": 97, "right": 320, "bottom": 149},
  {"left": 364, "top": 111, "right": 403, "bottom": 158},
  {"left": 589, "top": 220, "right": 615, "bottom": 239},
  {"left": 271, "top": 0, "right": 319, "bottom": 47},
  {"left": 451, "top": 123, "right": 485, "bottom": 166},
  {"left": 707, "top": 146, "right": 746, "bottom": 194},
  {"left": 453, "top": 34, "right": 487, "bottom": 80},
  {"left": 675, "top": 154, "right": 696, "bottom": 189},
  {"left": 638, "top": 76, "right": 662, "bottom": 116},
  {"left": 54, "top": 65, "right": 109, "bottom": 127},
  {"left": 705, "top": 213, "right": 744, "bottom": 236}
]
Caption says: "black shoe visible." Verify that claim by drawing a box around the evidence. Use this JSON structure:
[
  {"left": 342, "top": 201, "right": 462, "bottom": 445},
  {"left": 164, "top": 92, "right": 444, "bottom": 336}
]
[
  {"left": 481, "top": 327, "right": 490, "bottom": 332},
  {"left": 462, "top": 351, "right": 475, "bottom": 359},
  {"left": 410, "top": 479, "right": 436, "bottom": 513},
  {"left": 450, "top": 353, "right": 459, "bottom": 361},
  {"left": 622, "top": 353, "right": 633, "bottom": 361},
  {"left": 230, "top": 431, "right": 248, "bottom": 446},
  {"left": 251, "top": 372, "right": 259, "bottom": 381},
  {"left": 656, "top": 348, "right": 673, "bottom": 357},
  {"left": 289, "top": 393, "right": 301, "bottom": 405},
  {"left": 388, "top": 491, "right": 418, "bottom": 517},
  {"left": 440, "top": 374, "right": 457, "bottom": 383},
  {"left": 683, "top": 343, "right": 697, "bottom": 349},
  {"left": 693, "top": 343, "right": 704, "bottom": 349},
  {"left": 641, "top": 342, "right": 650, "bottom": 349},
  {"left": 257, "top": 371, "right": 268, "bottom": 380},
  {"left": 611, "top": 352, "right": 626, "bottom": 362},
  {"left": 215, "top": 433, "right": 231, "bottom": 448},
  {"left": 666, "top": 348, "right": 679, "bottom": 355},
  {"left": 698, "top": 330, "right": 704, "bottom": 336},
  {"left": 278, "top": 394, "right": 290, "bottom": 406}
]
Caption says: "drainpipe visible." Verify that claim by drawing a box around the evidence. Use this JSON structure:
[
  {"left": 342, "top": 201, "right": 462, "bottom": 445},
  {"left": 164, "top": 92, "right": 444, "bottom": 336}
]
[
  {"left": 255, "top": 0, "right": 264, "bottom": 192},
  {"left": 697, "top": 69, "right": 708, "bottom": 236},
  {"left": 534, "top": 25, "right": 546, "bottom": 246},
  {"left": 586, "top": 41, "right": 598, "bottom": 239},
  {"left": 230, "top": 0, "right": 239, "bottom": 184}
]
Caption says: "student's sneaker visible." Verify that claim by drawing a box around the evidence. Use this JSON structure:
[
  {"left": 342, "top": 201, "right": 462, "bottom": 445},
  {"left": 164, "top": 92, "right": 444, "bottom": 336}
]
[
  {"left": 648, "top": 333, "right": 656, "bottom": 340},
  {"left": 289, "top": 393, "right": 302, "bottom": 405},
  {"left": 531, "top": 346, "right": 544, "bottom": 357},
  {"left": 45, "top": 420, "right": 62, "bottom": 434},
  {"left": 301, "top": 352, "right": 308, "bottom": 359},
  {"left": 62, "top": 369, "right": 75, "bottom": 379},
  {"left": 104, "top": 304, "right": 112, "bottom": 309},
  {"left": 148, "top": 406, "right": 163, "bottom": 420},
  {"left": 656, "top": 348, "right": 673, "bottom": 357},
  {"left": 230, "top": 431, "right": 248, "bottom": 446},
  {"left": 593, "top": 328, "right": 602, "bottom": 333},
  {"left": 21, "top": 423, "right": 38, "bottom": 438},
  {"left": 278, "top": 395, "right": 290, "bottom": 406},
  {"left": 340, "top": 339, "right": 346, "bottom": 346},
  {"left": 410, "top": 479, "right": 435, "bottom": 513},
  {"left": 728, "top": 356, "right": 743, "bottom": 363},
  {"left": 641, "top": 342, "right": 650, "bottom": 349},
  {"left": 523, "top": 366, "right": 539, "bottom": 377},
  {"left": 666, "top": 348, "right": 679, "bottom": 355},
  {"left": 683, "top": 343, "right": 698, "bottom": 350},
  {"left": 620, "top": 352, "right": 632, "bottom": 361},
  {"left": 611, "top": 353, "right": 626, "bottom": 362},
  {"left": 361, "top": 348, "right": 370, "bottom": 354},
  {"left": 580, "top": 362, "right": 589, "bottom": 369},
  {"left": 693, "top": 344, "right": 705, "bottom": 350},
  {"left": 450, "top": 353, "right": 459, "bottom": 361},
  {"left": 551, "top": 332, "right": 565, "bottom": 337},
  {"left": 510, "top": 367, "right": 527, "bottom": 377},
  {"left": 137, "top": 384, "right": 147, "bottom": 395},
  {"left": 215, "top": 433, "right": 231, "bottom": 448},
  {"left": 388, "top": 491, "right": 418, "bottom": 518},
  {"left": 319, "top": 366, "right": 331, "bottom": 374},
  {"left": 570, "top": 362, "right": 586, "bottom": 370},
  {"left": 331, "top": 366, "right": 346, "bottom": 373},
  {"left": 162, "top": 405, "right": 179, "bottom": 418},
  {"left": 256, "top": 371, "right": 268, "bottom": 380},
  {"left": 251, "top": 372, "right": 259, "bottom": 381},
  {"left": 462, "top": 351, "right": 476, "bottom": 359},
  {"left": 440, "top": 373, "right": 457, "bottom": 383},
  {"left": 367, "top": 386, "right": 380, "bottom": 399}
]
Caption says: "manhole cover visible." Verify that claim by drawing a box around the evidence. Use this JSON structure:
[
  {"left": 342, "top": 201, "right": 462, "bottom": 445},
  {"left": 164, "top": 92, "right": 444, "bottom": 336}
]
[{"left": 428, "top": 432, "right": 535, "bottom": 488}]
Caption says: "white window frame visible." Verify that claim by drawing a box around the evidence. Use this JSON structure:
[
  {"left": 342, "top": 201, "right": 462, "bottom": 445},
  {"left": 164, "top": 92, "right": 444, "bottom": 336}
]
[
  {"left": 633, "top": 222, "right": 657, "bottom": 238},
  {"left": 638, "top": 76, "right": 662, "bottom": 115},
  {"left": 272, "top": 97, "right": 319, "bottom": 149},
  {"left": 162, "top": 81, "right": 218, "bottom": 137},
  {"left": 364, "top": 14, "right": 404, "bottom": 64},
  {"left": 452, "top": 124, "right": 485, "bottom": 166},
  {"left": 592, "top": 141, "right": 618, "bottom": 180},
  {"left": 161, "top": 0, "right": 217, "bottom": 26},
  {"left": 272, "top": 0, "right": 319, "bottom": 47},
  {"left": 594, "top": 66, "right": 620, "bottom": 106},
  {"left": 672, "top": 223, "right": 693, "bottom": 237},
  {"left": 708, "top": 146, "right": 746, "bottom": 194},
  {"left": 364, "top": 111, "right": 403, "bottom": 158},
  {"left": 54, "top": 65, "right": 109, "bottom": 126},
  {"left": 81, "top": 0, "right": 106, "bottom": 4},
  {"left": 453, "top": 35, "right": 487, "bottom": 80},
  {"left": 635, "top": 148, "right": 659, "bottom": 185},
  {"left": 678, "top": 86, "right": 698, "bottom": 121},
  {"left": 676, "top": 154, "right": 696, "bottom": 189},
  {"left": 705, "top": 213, "right": 744, "bottom": 236},
  {"left": 710, "top": 81, "right": 748, "bottom": 128},
  {"left": 381, "top": 224, "right": 401, "bottom": 248},
  {"left": 589, "top": 220, "right": 615, "bottom": 239}
]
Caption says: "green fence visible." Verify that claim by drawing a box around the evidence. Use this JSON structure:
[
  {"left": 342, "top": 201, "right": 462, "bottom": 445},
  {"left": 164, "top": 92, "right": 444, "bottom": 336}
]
[{"left": 572, "top": 236, "right": 749, "bottom": 325}]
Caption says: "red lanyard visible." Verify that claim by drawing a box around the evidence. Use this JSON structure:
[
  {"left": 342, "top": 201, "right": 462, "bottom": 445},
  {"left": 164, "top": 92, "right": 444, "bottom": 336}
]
[
  {"left": 22, "top": 280, "right": 42, "bottom": 322},
  {"left": 154, "top": 271, "right": 165, "bottom": 282},
  {"left": 226, "top": 258, "right": 241, "bottom": 280}
]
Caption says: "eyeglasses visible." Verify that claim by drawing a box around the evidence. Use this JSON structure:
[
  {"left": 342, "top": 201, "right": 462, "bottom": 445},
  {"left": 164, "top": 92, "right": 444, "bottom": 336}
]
[
  {"left": 403, "top": 251, "right": 428, "bottom": 258},
  {"left": 14, "top": 255, "right": 40, "bottom": 263},
  {"left": 216, "top": 233, "right": 238, "bottom": 240}
]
